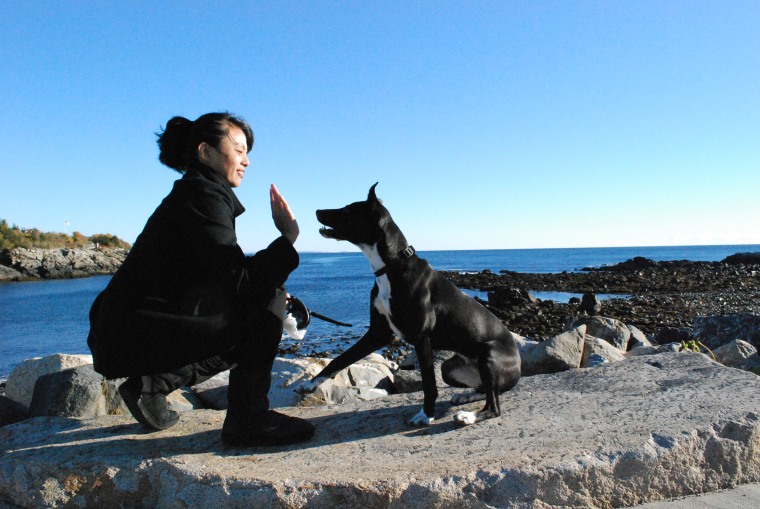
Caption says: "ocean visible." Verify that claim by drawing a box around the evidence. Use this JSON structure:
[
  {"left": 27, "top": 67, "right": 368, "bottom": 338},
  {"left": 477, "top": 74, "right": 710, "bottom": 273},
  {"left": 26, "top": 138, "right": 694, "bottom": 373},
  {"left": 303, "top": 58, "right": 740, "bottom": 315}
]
[{"left": 2, "top": 244, "right": 759, "bottom": 380}]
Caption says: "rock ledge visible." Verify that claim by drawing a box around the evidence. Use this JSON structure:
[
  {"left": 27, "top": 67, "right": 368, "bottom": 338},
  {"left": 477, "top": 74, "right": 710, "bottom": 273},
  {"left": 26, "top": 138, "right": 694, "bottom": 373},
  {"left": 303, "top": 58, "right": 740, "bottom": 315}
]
[
  {"left": 0, "top": 247, "right": 126, "bottom": 281},
  {"left": 2, "top": 353, "right": 760, "bottom": 508}
]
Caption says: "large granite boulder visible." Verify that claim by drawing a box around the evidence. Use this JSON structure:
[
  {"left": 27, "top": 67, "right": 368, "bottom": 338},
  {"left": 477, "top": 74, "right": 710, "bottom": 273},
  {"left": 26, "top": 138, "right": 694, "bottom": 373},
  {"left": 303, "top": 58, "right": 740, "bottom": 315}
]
[
  {"left": 5, "top": 354, "right": 93, "bottom": 410},
  {"left": 3, "top": 353, "right": 760, "bottom": 508},
  {"left": 28, "top": 365, "right": 127, "bottom": 418}
]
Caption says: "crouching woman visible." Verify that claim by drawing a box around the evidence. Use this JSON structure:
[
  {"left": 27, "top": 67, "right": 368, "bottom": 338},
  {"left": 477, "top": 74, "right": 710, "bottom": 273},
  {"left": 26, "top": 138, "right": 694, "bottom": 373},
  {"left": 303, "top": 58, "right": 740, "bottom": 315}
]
[{"left": 88, "top": 112, "right": 313, "bottom": 447}]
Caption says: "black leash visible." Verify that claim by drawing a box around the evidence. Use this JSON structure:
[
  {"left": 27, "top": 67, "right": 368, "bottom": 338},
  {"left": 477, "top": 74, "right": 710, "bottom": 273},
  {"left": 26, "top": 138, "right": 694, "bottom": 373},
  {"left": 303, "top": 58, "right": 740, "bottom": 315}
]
[
  {"left": 286, "top": 296, "right": 352, "bottom": 328},
  {"left": 308, "top": 310, "right": 353, "bottom": 327}
]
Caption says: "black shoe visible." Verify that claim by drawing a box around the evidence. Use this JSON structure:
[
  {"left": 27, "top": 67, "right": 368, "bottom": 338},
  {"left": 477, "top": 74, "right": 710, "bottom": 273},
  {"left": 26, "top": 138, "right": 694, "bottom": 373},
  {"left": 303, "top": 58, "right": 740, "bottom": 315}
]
[
  {"left": 119, "top": 376, "right": 180, "bottom": 430},
  {"left": 222, "top": 409, "right": 315, "bottom": 447}
]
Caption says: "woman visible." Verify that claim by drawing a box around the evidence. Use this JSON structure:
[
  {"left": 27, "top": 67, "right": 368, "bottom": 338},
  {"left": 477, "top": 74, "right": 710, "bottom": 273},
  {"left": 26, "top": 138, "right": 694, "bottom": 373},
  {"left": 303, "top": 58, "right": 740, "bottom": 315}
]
[{"left": 88, "top": 112, "right": 314, "bottom": 447}]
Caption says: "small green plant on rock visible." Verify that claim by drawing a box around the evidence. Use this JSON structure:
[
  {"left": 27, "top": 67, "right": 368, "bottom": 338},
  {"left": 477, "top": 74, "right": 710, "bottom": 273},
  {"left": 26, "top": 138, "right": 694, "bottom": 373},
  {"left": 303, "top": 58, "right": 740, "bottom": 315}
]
[{"left": 679, "top": 339, "right": 717, "bottom": 361}]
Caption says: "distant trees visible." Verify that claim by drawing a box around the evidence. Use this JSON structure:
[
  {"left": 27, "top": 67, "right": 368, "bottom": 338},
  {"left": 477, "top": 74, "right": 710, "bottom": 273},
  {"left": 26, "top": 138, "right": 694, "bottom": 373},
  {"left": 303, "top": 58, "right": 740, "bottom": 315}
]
[
  {"left": 0, "top": 218, "right": 131, "bottom": 250},
  {"left": 89, "top": 233, "right": 131, "bottom": 249}
]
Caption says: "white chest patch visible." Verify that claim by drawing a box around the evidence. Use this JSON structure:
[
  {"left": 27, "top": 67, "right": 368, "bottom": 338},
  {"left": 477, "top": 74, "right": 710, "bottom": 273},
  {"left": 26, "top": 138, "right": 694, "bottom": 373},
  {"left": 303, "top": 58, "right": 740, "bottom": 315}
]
[{"left": 359, "top": 243, "right": 405, "bottom": 339}]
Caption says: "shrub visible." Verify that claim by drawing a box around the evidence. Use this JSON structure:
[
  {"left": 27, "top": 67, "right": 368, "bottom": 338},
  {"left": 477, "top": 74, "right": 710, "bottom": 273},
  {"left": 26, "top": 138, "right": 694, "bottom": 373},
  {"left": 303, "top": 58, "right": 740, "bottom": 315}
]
[{"left": 0, "top": 219, "right": 131, "bottom": 250}]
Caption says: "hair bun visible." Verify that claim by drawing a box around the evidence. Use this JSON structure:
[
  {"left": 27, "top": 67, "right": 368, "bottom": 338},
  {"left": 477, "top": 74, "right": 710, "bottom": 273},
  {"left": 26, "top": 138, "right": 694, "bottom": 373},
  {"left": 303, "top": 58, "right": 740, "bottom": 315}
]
[{"left": 156, "top": 116, "right": 195, "bottom": 172}]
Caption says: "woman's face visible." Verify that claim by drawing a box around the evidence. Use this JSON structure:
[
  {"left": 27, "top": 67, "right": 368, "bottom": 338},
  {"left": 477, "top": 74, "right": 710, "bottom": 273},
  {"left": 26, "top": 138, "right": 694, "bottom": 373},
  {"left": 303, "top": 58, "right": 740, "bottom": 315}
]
[{"left": 200, "top": 126, "right": 250, "bottom": 187}]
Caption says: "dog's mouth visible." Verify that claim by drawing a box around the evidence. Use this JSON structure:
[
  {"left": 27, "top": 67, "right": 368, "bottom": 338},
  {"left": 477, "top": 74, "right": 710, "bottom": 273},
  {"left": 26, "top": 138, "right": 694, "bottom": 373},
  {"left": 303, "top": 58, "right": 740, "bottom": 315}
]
[
  {"left": 316, "top": 209, "right": 344, "bottom": 240},
  {"left": 318, "top": 226, "right": 338, "bottom": 239}
]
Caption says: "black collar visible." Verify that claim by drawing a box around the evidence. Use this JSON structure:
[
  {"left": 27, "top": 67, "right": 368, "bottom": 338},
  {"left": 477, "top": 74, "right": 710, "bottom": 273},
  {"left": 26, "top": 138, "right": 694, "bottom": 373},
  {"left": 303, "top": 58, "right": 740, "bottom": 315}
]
[{"left": 374, "top": 246, "right": 416, "bottom": 277}]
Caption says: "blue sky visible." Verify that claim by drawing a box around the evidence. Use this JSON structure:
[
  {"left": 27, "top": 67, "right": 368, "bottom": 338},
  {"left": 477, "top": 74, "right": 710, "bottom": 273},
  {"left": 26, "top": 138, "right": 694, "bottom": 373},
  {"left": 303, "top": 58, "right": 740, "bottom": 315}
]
[{"left": 1, "top": 1, "right": 758, "bottom": 253}]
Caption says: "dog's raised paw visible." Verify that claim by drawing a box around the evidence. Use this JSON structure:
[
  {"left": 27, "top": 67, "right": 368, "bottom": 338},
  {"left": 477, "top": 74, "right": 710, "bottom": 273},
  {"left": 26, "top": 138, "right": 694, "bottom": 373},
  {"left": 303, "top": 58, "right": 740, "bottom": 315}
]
[
  {"left": 293, "top": 377, "right": 324, "bottom": 394},
  {"left": 454, "top": 410, "right": 477, "bottom": 425},
  {"left": 409, "top": 408, "right": 434, "bottom": 426}
]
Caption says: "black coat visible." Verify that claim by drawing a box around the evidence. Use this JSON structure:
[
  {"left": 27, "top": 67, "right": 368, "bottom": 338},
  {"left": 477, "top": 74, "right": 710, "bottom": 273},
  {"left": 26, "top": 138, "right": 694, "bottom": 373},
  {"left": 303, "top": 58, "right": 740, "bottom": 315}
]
[{"left": 88, "top": 163, "right": 298, "bottom": 378}]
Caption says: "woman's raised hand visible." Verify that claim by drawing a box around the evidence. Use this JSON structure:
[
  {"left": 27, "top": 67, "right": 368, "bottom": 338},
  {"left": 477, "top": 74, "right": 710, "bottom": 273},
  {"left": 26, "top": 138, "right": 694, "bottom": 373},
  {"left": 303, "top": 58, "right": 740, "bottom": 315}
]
[{"left": 270, "top": 184, "right": 299, "bottom": 245}]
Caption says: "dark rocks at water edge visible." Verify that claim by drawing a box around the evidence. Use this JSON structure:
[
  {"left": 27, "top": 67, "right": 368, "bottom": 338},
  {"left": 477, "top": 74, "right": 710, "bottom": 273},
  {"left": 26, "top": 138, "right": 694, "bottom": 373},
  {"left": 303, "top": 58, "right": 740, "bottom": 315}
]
[
  {"left": 443, "top": 252, "right": 760, "bottom": 341},
  {"left": 0, "top": 247, "right": 127, "bottom": 281}
]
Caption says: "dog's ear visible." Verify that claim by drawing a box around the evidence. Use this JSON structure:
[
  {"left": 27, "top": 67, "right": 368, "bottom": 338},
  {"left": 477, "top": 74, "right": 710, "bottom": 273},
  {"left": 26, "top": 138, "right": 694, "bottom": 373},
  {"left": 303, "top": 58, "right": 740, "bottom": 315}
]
[
  {"left": 368, "top": 182, "right": 384, "bottom": 206},
  {"left": 368, "top": 182, "right": 379, "bottom": 202}
]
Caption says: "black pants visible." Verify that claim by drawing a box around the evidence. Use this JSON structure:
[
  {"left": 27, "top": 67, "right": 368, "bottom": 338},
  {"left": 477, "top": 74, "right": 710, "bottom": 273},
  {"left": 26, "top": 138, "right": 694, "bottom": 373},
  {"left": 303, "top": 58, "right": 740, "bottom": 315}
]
[{"left": 88, "top": 290, "right": 282, "bottom": 381}]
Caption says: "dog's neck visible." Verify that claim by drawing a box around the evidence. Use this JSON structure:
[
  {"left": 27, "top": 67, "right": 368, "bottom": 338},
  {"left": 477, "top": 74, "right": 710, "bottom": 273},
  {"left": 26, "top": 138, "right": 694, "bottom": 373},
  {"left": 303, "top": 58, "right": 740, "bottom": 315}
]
[{"left": 358, "top": 243, "right": 416, "bottom": 277}]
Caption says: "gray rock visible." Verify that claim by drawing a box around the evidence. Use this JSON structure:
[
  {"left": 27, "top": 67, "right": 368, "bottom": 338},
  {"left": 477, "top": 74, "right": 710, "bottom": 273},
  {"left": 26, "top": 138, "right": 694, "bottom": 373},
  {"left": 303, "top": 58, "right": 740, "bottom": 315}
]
[
  {"left": 393, "top": 369, "right": 423, "bottom": 393},
  {"left": 580, "top": 292, "right": 602, "bottom": 315},
  {"left": 569, "top": 315, "right": 631, "bottom": 350},
  {"left": 302, "top": 385, "right": 389, "bottom": 406},
  {"left": 581, "top": 335, "right": 627, "bottom": 367},
  {"left": 0, "top": 396, "right": 27, "bottom": 428},
  {"left": 28, "top": 365, "right": 127, "bottom": 418},
  {"left": 3, "top": 354, "right": 760, "bottom": 508},
  {"left": 487, "top": 287, "right": 537, "bottom": 308},
  {"left": 653, "top": 326, "right": 694, "bottom": 345},
  {"left": 6, "top": 354, "right": 93, "bottom": 410},
  {"left": 191, "top": 370, "right": 231, "bottom": 409},
  {"left": 627, "top": 345, "right": 661, "bottom": 357},
  {"left": 167, "top": 388, "right": 205, "bottom": 413},
  {"left": 520, "top": 325, "right": 585, "bottom": 376},
  {"left": 393, "top": 350, "right": 458, "bottom": 389},
  {"left": 712, "top": 339, "right": 758, "bottom": 368},
  {"left": 722, "top": 252, "right": 760, "bottom": 265},
  {"left": 0, "top": 265, "right": 23, "bottom": 281},
  {"left": 628, "top": 325, "right": 652, "bottom": 349},
  {"left": 193, "top": 356, "right": 397, "bottom": 410}
]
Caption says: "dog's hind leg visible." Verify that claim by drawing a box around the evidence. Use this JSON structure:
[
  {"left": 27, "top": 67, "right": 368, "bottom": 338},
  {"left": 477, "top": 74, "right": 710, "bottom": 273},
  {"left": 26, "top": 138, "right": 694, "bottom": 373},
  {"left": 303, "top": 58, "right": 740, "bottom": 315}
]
[
  {"left": 441, "top": 354, "right": 488, "bottom": 405},
  {"left": 454, "top": 339, "right": 520, "bottom": 425},
  {"left": 453, "top": 355, "right": 500, "bottom": 425}
]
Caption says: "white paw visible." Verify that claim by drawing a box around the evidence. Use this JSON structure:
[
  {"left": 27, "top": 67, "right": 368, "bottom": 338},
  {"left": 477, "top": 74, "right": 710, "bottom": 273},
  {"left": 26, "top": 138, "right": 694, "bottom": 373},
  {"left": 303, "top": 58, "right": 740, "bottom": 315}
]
[
  {"left": 409, "top": 408, "right": 434, "bottom": 426},
  {"left": 282, "top": 313, "right": 306, "bottom": 340},
  {"left": 454, "top": 410, "right": 477, "bottom": 425},
  {"left": 293, "top": 377, "right": 325, "bottom": 394}
]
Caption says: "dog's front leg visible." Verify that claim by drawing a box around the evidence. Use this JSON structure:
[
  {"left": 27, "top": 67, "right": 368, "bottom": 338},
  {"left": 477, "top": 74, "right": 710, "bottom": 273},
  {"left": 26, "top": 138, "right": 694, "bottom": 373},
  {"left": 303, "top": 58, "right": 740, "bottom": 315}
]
[
  {"left": 295, "top": 320, "right": 393, "bottom": 394},
  {"left": 409, "top": 335, "right": 437, "bottom": 426}
]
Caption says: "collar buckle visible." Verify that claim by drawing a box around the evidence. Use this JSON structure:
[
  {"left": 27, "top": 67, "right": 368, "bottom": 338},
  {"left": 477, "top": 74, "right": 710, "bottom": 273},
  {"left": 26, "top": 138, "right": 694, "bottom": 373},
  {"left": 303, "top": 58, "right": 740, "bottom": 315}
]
[
  {"left": 374, "top": 246, "right": 415, "bottom": 278},
  {"left": 401, "top": 246, "right": 416, "bottom": 258}
]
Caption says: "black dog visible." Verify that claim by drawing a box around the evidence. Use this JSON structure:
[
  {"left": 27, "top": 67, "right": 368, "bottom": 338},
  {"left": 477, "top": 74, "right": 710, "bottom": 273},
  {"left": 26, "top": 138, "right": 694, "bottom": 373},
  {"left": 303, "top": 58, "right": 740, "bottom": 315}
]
[{"left": 298, "top": 184, "right": 521, "bottom": 426}]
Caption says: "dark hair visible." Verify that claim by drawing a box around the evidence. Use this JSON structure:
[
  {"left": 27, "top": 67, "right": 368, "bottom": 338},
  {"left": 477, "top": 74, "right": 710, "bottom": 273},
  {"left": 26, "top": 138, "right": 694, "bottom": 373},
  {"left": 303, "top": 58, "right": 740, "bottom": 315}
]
[{"left": 156, "top": 112, "right": 254, "bottom": 173}]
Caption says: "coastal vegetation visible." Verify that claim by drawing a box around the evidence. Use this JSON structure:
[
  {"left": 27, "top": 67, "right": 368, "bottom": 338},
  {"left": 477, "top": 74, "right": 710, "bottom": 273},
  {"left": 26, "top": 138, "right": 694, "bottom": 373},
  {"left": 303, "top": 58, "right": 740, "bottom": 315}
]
[{"left": 0, "top": 219, "right": 131, "bottom": 251}]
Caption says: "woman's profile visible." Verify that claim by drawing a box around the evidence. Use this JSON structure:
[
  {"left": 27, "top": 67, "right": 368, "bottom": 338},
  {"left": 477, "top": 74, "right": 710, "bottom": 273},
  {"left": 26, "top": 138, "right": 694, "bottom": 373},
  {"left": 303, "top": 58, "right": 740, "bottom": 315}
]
[{"left": 87, "top": 112, "right": 313, "bottom": 447}]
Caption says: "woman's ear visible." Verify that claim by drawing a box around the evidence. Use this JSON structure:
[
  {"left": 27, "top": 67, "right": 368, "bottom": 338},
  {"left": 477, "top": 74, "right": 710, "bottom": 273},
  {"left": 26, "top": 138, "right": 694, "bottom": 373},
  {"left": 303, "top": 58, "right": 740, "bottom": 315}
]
[{"left": 197, "top": 142, "right": 211, "bottom": 164}]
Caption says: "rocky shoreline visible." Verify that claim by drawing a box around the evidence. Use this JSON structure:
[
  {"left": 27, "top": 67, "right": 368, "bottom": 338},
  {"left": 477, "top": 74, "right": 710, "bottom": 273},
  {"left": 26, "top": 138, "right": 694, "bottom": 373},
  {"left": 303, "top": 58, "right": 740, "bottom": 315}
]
[
  {"left": 442, "top": 252, "right": 760, "bottom": 342},
  {"left": 3, "top": 245, "right": 759, "bottom": 351},
  {"left": 0, "top": 247, "right": 127, "bottom": 281}
]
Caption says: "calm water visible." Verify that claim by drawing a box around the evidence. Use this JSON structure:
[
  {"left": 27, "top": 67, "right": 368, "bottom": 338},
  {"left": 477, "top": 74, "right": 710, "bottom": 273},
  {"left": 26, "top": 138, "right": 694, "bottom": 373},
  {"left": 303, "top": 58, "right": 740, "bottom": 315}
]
[{"left": 2, "top": 244, "right": 758, "bottom": 379}]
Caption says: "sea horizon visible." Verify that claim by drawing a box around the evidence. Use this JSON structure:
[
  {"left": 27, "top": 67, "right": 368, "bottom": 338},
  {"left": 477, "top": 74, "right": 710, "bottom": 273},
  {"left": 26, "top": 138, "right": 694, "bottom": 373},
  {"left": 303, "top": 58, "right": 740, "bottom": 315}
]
[{"left": 297, "top": 242, "right": 760, "bottom": 254}]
